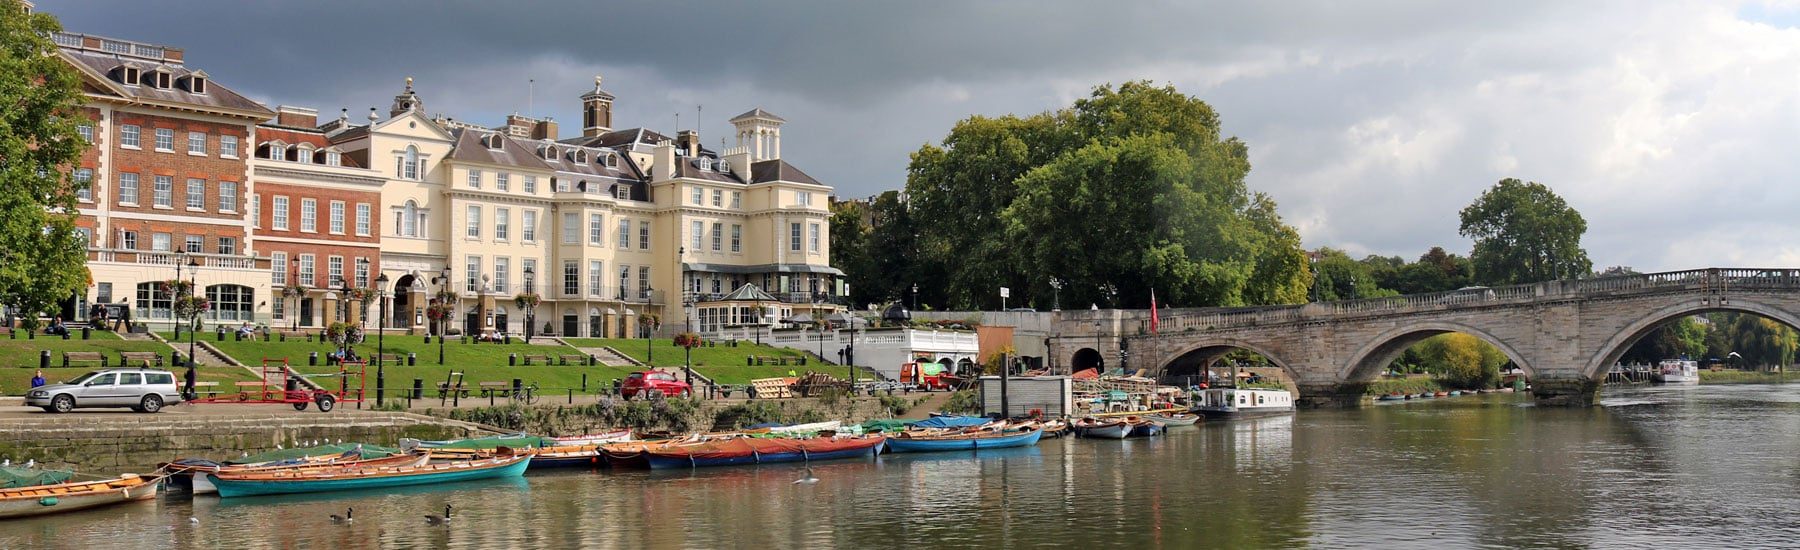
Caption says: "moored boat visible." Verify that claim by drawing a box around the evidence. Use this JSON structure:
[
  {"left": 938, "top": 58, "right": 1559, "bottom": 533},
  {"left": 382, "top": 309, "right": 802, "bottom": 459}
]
[
  {"left": 528, "top": 445, "right": 605, "bottom": 469},
  {"left": 1191, "top": 388, "right": 1295, "bottom": 420},
  {"left": 644, "top": 435, "right": 884, "bottom": 469},
  {"left": 1378, "top": 393, "right": 1405, "bottom": 401},
  {"left": 1128, "top": 420, "right": 1163, "bottom": 437},
  {"left": 549, "top": 429, "right": 634, "bottom": 446},
  {"left": 1073, "top": 417, "right": 1131, "bottom": 439},
  {"left": 1144, "top": 413, "right": 1200, "bottom": 427},
  {"left": 166, "top": 447, "right": 418, "bottom": 495},
  {"left": 0, "top": 473, "right": 160, "bottom": 519},
  {"left": 885, "top": 427, "right": 1043, "bottom": 453},
  {"left": 1654, "top": 359, "right": 1700, "bottom": 385},
  {"left": 207, "top": 451, "right": 531, "bottom": 498}
]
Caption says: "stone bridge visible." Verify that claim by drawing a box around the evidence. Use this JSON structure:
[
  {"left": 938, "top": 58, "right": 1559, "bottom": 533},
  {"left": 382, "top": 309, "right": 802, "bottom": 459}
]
[{"left": 1047, "top": 268, "right": 1800, "bottom": 407}]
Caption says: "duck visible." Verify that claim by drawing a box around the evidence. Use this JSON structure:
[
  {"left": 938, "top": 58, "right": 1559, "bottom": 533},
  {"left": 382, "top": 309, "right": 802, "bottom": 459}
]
[
  {"left": 792, "top": 467, "right": 819, "bottom": 485},
  {"left": 425, "top": 504, "right": 452, "bottom": 524},
  {"left": 330, "top": 507, "right": 353, "bottom": 524}
]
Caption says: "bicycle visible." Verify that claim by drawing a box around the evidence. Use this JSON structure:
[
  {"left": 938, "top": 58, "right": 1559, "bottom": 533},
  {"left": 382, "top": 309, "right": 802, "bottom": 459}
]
[{"left": 510, "top": 383, "right": 540, "bottom": 405}]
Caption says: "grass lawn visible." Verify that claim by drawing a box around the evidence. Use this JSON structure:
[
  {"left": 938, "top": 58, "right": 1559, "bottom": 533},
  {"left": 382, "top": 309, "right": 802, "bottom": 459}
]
[
  {"left": 163, "top": 333, "right": 583, "bottom": 368},
  {"left": 290, "top": 364, "right": 640, "bottom": 394},
  {"left": 1, "top": 366, "right": 255, "bottom": 396},
  {"left": 565, "top": 338, "right": 812, "bottom": 368},
  {"left": 0, "top": 332, "right": 172, "bottom": 368}
]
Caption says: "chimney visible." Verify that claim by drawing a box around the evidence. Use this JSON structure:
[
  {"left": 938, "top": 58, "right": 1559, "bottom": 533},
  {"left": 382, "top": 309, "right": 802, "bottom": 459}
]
[
  {"left": 276, "top": 105, "right": 318, "bottom": 128},
  {"left": 533, "top": 117, "right": 558, "bottom": 141},
  {"left": 504, "top": 114, "right": 535, "bottom": 138},
  {"left": 652, "top": 140, "right": 676, "bottom": 183},
  {"left": 724, "top": 145, "right": 751, "bottom": 180},
  {"left": 676, "top": 130, "right": 700, "bottom": 157}
]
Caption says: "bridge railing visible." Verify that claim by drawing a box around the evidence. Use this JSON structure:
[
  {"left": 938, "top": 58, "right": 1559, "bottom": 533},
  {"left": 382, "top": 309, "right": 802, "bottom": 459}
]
[{"left": 1150, "top": 267, "right": 1800, "bottom": 332}]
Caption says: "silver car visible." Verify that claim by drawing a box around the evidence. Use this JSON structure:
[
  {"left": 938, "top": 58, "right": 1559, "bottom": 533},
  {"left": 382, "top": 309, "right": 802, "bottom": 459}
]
[{"left": 25, "top": 368, "right": 185, "bottom": 413}]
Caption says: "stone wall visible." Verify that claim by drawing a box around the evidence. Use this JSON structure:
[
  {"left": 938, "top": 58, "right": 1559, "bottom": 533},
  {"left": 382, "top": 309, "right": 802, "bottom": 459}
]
[{"left": 0, "top": 412, "right": 485, "bottom": 474}]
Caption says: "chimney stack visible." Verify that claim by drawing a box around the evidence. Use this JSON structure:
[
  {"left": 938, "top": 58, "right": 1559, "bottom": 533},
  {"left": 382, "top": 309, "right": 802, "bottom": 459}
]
[
  {"left": 676, "top": 130, "right": 700, "bottom": 157},
  {"left": 533, "top": 117, "right": 558, "bottom": 141},
  {"left": 275, "top": 105, "right": 319, "bottom": 128}
]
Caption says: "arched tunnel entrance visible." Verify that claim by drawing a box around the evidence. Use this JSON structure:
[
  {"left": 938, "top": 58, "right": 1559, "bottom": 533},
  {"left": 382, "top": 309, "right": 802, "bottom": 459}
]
[{"left": 1070, "top": 348, "right": 1103, "bottom": 375}]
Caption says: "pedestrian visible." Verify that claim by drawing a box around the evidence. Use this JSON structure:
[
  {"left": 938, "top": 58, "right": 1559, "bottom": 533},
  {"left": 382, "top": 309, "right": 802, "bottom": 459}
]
[
  {"left": 31, "top": 370, "right": 47, "bottom": 388},
  {"left": 183, "top": 365, "right": 197, "bottom": 401}
]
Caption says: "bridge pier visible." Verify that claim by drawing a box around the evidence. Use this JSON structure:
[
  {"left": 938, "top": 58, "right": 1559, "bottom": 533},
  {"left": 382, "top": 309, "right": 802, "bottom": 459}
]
[
  {"left": 1295, "top": 382, "right": 1368, "bottom": 409},
  {"left": 1530, "top": 378, "right": 1600, "bottom": 407}
]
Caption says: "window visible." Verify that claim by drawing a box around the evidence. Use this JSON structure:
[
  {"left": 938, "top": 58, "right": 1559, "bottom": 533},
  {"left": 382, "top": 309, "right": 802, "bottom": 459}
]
[
  {"left": 614, "top": 184, "right": 629, "bottom": 200},
  {"left": 299, "top": 198, "right": 317, "bottom": 232},
  {"left": 189, "top": 76, "right": 206, "bottom": 94},
  {"left": 809, "top": 223, "right": 821, "bottom": 253},
  {"left": 712, "top": 189, "right": 722, "bottom": 207},
  {"left": 494, "top": 257, "right": 509, "bottom": 294},
  {"left": 217, "top": 236, "right": 236, "bottom": 255},
  {"left": 467, "top": 169, "right": 482, "bottom": 189},
  {"left": 250, "top": 193, "right": 259, "bottom": 227},
  {"left": 184, "top": 235, "right": 203, "bottom": 253},
  {"left": 497, "top": 172, "right": 509, "bottom": 191},
  {"left": 699, "top": 157, "right": 713, "bottom": 171},
  {"left": 691, "top": 221, "right": 703, "bottom": 250},
  {"left": 120, "top": 230, "right": 137, "bottom": 250},
  {"left": 120, "top": 125, "right": 140, "bottom": 148},
  {"left": 220, "top": 135, "right": 238, "bottom": 158},
  {"left": 638, "top": 267, "right": 650, "bottom": 300},
  {"left": 400, "top": 200, "right": 419, "bottom": 237},
  {"left": 562, "top": 212, "right": 579, "bottom": 244},
  {"left": 271, "top": 252, "right": 287, "bottom": 285},
  {"left": 355, "top": 257, "right": 370, "bottom": 287},
  {"left": 324, "top": 151, "right": 340, "bottom": 166},
  {"left": 154, "top": 128, "right": 174, "bottom": 151},
  {"left": 617, "top": 218, "right": 630, "bottom": 248},
  {"left": 692, "top": 186, "right": 704, "bottom": 205},
  {"left": 355, "top": 203, "right": 371, "bottom": 236},
  {"left": 731, "top": 224, "right": 742, "bottom": 252},
  {"left": 219, "top": 182, "right": 237, "bottom": 212},
  {"left": 790, "top": 223, "right": 802, "bottom": 251},
  {"left": 298, "top": 254, "right": 315, "bottom": 286},
  {"left": 185, "top": 179, "right": 204, "bottom": 209},
  {"left": 522, "top": 210, "right": 537, "bottom": 242},
  {"left": 328, "top": 256, "right": 344, "bottom": 285},
  {"left": 618, "top": 265, "right": 631, "bottom": 299},
  {"left": 75, "top": 124, "right": 94, "bottom": 143},
  {"left": 272, "top": 297, "right": 284, "bottom": 320},
  {"left": 563, "top": 261, "right": 579, "bottom": 296},
  {"left": 152, "top": 176, "right": 173, "bottom": 207},
  {"left": 74, "top": 169, "right": 93, "bottom": 202},
  {"left": 796, "top": 191, "right": 813, "bottom": 206},
  {"left": 556, "top": 178, "right": 570, "bottom": 193},
  {"left": 272, "top": 196, "right": 290, "bottom": 230},
  {"left": 206, "top": 285, "right": 254, "bottom": 322},
  {"left": 151, "top": 232, "right": 170, "bottom": 251},
  {"left": 588, "top": 214, "right": 603, "bottom": 245},
  {"left": 118, "top": 173, "right": 138, "bottom": 204},
  {"left": 188, "top": 131, "right": 205, "bottom": 155},
  {"left": 465, "top": 256, "right": 480, "bottom": 292},
  {"left": 523, "top": 175, "right": 537, "bottom": 194},
  {"left": 466, "top": 205, "right": 481, "bottom": 238},
  {"left": 588, "top": 261, "right": 603, "bottom": 297},
  {"left": 402, "top": 145, "right": 420, "bottom": 180},
  {"left": 522, "top": 259, "right": 537, "bottom": 293},
  {"left": 711, "top": 223, "right": 722, "bottom": 251},
  {"left": 329, "top": 201, "right": 345, "bottom": 234},
  {"left": 639, "top": 221, "right": 650, "bottom": 249},
  {"left": 135, "top": 283, "right": 170, "bottom": 321},
  {"left": 494, "top": 207, "right": 510, "bottom": 240},
  {"left": 295, "top": 147, "right": 313, "bottom": 164}
]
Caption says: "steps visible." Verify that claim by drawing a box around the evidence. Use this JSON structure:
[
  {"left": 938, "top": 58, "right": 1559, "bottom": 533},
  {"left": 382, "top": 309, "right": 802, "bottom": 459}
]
[
  {"left": 588, "top": 346, "right": 647, "bottom": 368},
  {"left": 901, "top": 392, "right": 957, "bottom": 420}
]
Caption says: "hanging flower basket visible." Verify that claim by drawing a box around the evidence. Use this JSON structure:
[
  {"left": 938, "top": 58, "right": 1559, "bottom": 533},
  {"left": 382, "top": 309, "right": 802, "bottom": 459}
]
[{"left": 673, "top": 332, "right": 703, "bottom": 349}]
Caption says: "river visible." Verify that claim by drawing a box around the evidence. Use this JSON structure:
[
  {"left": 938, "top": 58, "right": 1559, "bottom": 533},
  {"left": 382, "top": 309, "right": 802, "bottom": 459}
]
[{"left": 6, "top": 383, "right": 1797, "bottom": 549}]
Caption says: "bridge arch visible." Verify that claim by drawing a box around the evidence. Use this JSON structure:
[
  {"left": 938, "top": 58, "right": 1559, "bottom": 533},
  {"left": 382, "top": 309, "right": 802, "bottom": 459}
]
[
  {"left": 1337, "top": 321, "right": 1537, "bottom": 383},
  {"left": 1583, "top": 298, "right": 1800, "bottom": 379},
  {"left": 1156, "top": 338, "right": 1299, "bottom": 384}
]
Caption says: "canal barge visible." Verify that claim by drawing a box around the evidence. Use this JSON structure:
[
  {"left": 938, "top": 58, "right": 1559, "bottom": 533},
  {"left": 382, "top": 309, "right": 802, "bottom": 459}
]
[{"left": 1190, "top": 388, "right": 1295, "bottom": 420}]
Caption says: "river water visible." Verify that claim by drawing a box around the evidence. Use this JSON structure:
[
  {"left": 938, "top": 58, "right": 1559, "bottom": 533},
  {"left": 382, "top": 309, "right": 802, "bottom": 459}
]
[{"left": 6, "top": 383, "right": 1797, "bottom": 549}]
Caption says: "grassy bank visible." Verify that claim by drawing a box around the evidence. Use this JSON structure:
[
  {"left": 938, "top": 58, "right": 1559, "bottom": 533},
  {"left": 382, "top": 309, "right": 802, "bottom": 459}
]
[
  {"left": 0, "top": 331, "right": 170, "bottom": 368},
  {"left": 1699, "top": 369, "right": 1796, "bottom": 385},
  {"left": 290, "top": 364, "right": 641, "bottom": 394},
  {"left": 166, "top": 333, "right": 581, "bottom": 368},
  {"left": 2, "top": 366, "right": 255, "bottom": 396},
  {"left": 565, "top": 338, "right": 809, "bottom": 368}
]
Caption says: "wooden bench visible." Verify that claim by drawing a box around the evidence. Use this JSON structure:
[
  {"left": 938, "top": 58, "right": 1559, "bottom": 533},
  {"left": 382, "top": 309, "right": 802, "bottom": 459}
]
[
  {"left": 521, "top": 354, "right": 551, "bottom": 365},
  {"left": 62, "top": 351, "right": 106, "bottom": 367},
  {"left": 557, "top": 354, "right": 587, "bottom": 366},
  {"left": 373, "top": 353, "right": 403, "bottom": 365},
  {"left": 191, "top": 380, "right": 221, "bottom": 397},
  {"left": 118, "top": 351, "right": 163, "bottom": 368},
  {"left": 477, "top": 381, "right": 511, "bottom": 398},
  {"left": 277, "top": 331, "right": 311, "bottom": 342},
  {"left": 436, "top": 382, "right": 469, "bottom": 399}
]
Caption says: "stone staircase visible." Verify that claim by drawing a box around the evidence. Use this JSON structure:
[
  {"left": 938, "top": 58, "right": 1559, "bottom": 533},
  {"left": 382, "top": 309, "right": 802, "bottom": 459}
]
[{"left": 561, "top": 340, "right": 645, "bottom": 368}]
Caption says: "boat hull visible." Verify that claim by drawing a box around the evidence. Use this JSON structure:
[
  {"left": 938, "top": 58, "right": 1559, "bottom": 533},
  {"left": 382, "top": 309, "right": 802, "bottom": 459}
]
[
  {"left": 1192, "top": 406, "right": 1294, "bottom": 420},
  {"left": 208, "top": 456, "right": 530, "bottom": 498},
  {"left": 644, "top": 437, "right": 885, "bottom": 469},
  {"left": 1129, "top": 422, "right": 1163, "bottom": 437},
  {"left": 1077, "top": 423, "right": 1131, "bottom": 439},
  {"left": 885, "top": 428, "right": 1043, "bottom": 453},
  {"left": 0, "top": 477, "right": 159, "bottom": 519},
  {"left": 1144, "top": 414, "right": 1200, "bottom": 427},
  {"left": 530, "top": 453, "right": 603, "bottom": 469}
]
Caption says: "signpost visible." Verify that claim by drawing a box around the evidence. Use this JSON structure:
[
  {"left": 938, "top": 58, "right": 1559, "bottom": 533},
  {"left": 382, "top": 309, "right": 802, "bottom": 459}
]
[{"left": 999, "top": 286, "right": 1009, "bottom": 311}]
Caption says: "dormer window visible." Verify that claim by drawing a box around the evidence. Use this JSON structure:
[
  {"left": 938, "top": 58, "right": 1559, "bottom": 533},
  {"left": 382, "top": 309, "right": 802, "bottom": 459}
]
[
  {"left": 121, "top": 67, "right": 140, "bottom": 86},
  {"left": 573, "top": 150, "right": 586, "bottom": 164},
  {"left": 540, "top": 145, "right": 556, "bottom": 161},
  {"left": 187, "top": 76, "right": 206, "bottom": 94},
  {"left": 605, "top": 153, "right": 618, "bottom": 168},
  {"left": 143, "top": 70, "right": 170, "bottom": 89},
  {"left": 698, "top": 158, "right": 713, "bottom": 171},
  {"left": 614, "top": 185, "right": 628, "bottom": 200},
  {"left": 325, "top": 151, "right": 342, "bottom": 167},
  {"left": 295, "top": 146, "right": 315, "bottom": 164},
  {"left": 484, "top": 134, "right": 503, "bottom": 150},
  {"left": 718, "top": 158, "right": 731, "bottom": 173}
]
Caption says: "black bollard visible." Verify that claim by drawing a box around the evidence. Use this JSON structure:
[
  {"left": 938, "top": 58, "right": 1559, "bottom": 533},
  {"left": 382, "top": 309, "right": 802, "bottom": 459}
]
[
  {"left": 170, "top": 350, "right": 180, "bottom": 367},
  {"left": 40, "top": 350, "right": 50, "bottom": 370},
  {"left": 82, "top": 326, "right": 90, "bottom": 340},
  {"left": 509, "top": 353, "right": 517, "bottom": 366},
  {"left": 62, "top": 332, "right": 69, "bottom": 340},
  {"left": 308, "top": 351, "right": 318, "bottom": 366},
  {"left": 512, "top": 378, "right": 521, "bottom": 398},
  {"left": 407, "top": 353, "right": 416, "bottom": 366},
  {"left": 423, "top": 334, "right": 431, "bottom": 344},
  {"left": 280, "top": 333, "right": 286, "bottom": 342},
  {"left": 581, "top": 373, "right": 588, "bottom": 393},
  {"left": 412, "top": 378, "right": 424, "bottom": 399},
  {"left": 216, "top": 326, "right": 226, "bottom": 341}
]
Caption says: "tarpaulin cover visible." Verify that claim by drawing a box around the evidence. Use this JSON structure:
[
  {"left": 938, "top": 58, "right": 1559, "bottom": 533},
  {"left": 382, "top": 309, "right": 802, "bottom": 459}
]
[
  {"left": 232, "top": 443, "right": 400, "bottom": 465},
  {"left": 909, "top": 415, "right": 992, "bottom": 429},
  {"left": 860, "top": 419, "right": 910, "bottom": 432},
  {"left": 0, "top": 466, "right": 72, "bottom": 488}
]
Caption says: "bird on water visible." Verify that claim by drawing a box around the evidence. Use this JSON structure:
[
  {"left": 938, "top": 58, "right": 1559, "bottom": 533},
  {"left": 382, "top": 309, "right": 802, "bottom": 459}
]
[
  {"left": 426, "top": 504, "right": 453, "bottom": 524},
  {"left": 793, "top": 467, "right": 819, "bottom": 484},
  {"left": 330, "top": 507, "right": 353, "bottom": 524}
]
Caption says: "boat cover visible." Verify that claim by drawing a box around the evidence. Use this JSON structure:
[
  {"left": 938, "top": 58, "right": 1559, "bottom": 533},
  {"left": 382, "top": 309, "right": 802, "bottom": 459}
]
[
  {"left": 0, "top": 467, "right": 72, "bottom": 489},
  {"left": 231, "top": 443, "right": 400, "bottom": 465},
  {"left": 860, "top": 419, "right": 910, "bottom": 433},
  {"left": 910, "top": 416, "right": 991, "bottom": 429}
]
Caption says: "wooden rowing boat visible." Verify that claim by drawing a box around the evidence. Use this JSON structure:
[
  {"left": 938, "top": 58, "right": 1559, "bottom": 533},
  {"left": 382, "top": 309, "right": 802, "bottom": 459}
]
[
  {"left": 1144, "top": 413, "right": 1200, "bottom": 427},
  {"left": 207, "top": 451, "right": 532, "bottom": 498},
  {"left": 171, "top": 453, "right": 426, "bottom": 495},
  {"left": 0, "top": 473, "right": 160, "bottom": 519},
  {"left": 1073, "top": 417, "right": 1130, "bottom": 439},
  {"left": 548, "top": 429, "right": 634, "bottom": 446},
  {"left": 644, "top": 435, "right": 885, "bottom": 469},
  {"left": 884, "top": 427, "right": 1043, "bottom": 453}
]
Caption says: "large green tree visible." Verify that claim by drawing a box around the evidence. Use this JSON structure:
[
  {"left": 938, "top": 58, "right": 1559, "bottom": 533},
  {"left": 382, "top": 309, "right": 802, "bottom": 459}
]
[
  {"left": 0, "top": 1, "right": 89, "bottom": 329},
  {"left": 906, "top": 81, "right": 1310, "bottom": 309},
  {"left": 1458, "top": 178, "right": 1592, "bottom": 285}
]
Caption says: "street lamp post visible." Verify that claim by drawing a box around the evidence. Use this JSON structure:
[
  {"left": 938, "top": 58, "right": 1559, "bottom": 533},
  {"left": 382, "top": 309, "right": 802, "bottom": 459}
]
[
  {"left": 911, "top": 283, "right": 919, "bottom": 311},
  {"left": 682, "top": 299, "right": 695, "bottom": 386},
  {"left": 1049, "top": 277, "right": 1063, "bottom": 312},
  {"left": 173, "top": 250, "right": 187, "bottom": 340},
  {"left": 434, "top": 267, "right": 451, "bottom": 365},
  {"left": 186, "top": 255, "right": 199, "bottom": 368},
  {"left": 644, "top": 285, "right": 654, "bottom": 364},
  {"left": 375, "top": 273, "right": 389, "bottom": 405},
  {"left": 334, "top": 277, "right": 352, "bottom": 361},
  {"left": 523, "top": 266, "right": 536, "bottom": 343}
]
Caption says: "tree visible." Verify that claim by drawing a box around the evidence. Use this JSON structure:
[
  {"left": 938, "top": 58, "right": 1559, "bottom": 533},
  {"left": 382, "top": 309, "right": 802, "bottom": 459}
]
[
  {"left": 1414, "top": 333, "right": 1506, "bottom": 389},
  {"left": 0, "top": 1, "right": 89, "bottom": 329},
  {"left": 1459, "top": 178, "right": 1591, "bottom": 285}
]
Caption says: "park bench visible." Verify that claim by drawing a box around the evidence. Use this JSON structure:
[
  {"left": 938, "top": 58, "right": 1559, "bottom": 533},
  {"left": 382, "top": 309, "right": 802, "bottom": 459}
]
[
  {"left": 477, "top": 381, "right": 511, "bottom": 398},
  {"left": 521, "top": 354, "right": 551, "bottom": 365},
  {"left": 119, "top": 351, "right": 163, "bottom": 368},
  {"left": 372, "top": 353, "right": 403, "bottom": 365},
  {"left": 277, "top": 331, "right": 311, "bottom": 342},
  {"left": 557, "top": 354, "right": 587, "bottom": 366},
  {"left": 62, "top": 351, "right": 106, "bottom": 367},
  {"left": 436, "top": 381, "right": 469, "bottom": 399},
  {"left": 191, "top": 381, "right": 220, "bottom": 398}
]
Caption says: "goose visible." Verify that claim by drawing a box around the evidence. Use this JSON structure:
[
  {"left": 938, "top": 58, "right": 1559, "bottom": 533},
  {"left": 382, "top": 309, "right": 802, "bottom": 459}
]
[
  {"left": 189, "top": 517, "right": 200, "bottom": 525},
  {"left": 425, "top": 504, "right": 452, "bottom": 524},
  {"left": 330, "top": 507, "right": 353, "bottom": 524},
  {"left": 792, "top": 467, "right": 819, "bottom": 484}
]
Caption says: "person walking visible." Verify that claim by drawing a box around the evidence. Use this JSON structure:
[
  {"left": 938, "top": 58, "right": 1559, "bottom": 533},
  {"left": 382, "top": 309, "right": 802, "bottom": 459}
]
[{"left": 183, "top": 365, "right": 197, "bottom": 401}]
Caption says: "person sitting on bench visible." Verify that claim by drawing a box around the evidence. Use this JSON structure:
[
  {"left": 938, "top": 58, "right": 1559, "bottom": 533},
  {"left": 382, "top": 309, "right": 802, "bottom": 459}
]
[{"left": 44, "top": 317, "right": 68, "bottom": 337}]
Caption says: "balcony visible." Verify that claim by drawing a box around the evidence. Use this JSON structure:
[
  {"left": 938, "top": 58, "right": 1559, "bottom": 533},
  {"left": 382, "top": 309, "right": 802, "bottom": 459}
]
[{"left": 90, "top": 248, "right": 266, "bottom": 271}]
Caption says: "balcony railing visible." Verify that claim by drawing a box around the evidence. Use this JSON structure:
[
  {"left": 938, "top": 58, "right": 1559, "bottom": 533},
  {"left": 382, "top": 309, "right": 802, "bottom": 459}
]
[{"left": 90, "top": 249, "right": 264, "bottom": 270}]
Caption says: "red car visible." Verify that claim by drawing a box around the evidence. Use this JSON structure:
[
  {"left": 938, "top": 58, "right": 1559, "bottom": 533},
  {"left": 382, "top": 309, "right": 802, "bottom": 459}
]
[{"left": 621, "top": 371, "right": 691, "bottom": 399}]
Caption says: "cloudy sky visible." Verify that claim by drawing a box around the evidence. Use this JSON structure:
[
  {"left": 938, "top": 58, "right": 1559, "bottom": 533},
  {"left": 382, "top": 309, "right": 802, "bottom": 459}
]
[{"left": 46, "top": 1, "right": 1800, "bottom": 271}]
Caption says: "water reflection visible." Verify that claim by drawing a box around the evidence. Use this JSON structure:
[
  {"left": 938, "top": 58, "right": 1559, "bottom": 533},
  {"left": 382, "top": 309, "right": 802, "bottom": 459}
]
[{"left": 4, "top": 384, "right": 1795, "bottom": 549}]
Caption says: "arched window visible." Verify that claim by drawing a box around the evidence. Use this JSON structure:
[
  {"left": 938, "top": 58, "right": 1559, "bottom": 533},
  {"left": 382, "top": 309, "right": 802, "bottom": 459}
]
[
  {"left": 401, "top": 200, "right": 419, "bottom": 237},
  {"left": 698, "top": 157, "right": 713, "bottom": 171},
  {"left": 542, "top": 145, "right": 557, "bottom": 161},
  {"left": 401, "top": 145, "right": 420, "bottom": 180},
  {"left": 206, "top": 284, "right": 254, "bottom": 321}
]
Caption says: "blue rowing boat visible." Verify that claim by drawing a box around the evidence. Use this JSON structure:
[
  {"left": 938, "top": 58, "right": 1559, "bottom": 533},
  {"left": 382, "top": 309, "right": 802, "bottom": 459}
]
[
  {"left": 884, "top": 428, "right": 1043, "bottom": 453},
  {"left": 207, "top": 453, "right": 531, "bottom": 498}
]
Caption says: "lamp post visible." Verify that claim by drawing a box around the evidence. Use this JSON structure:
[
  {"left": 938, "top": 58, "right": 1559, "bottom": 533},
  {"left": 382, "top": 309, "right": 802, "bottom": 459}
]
[
  {"left": 375, "top": 273, "right": 389, "bottom": 405},
  {"left": 911, "top": 283, "right": 919, "bottom": 311},
  {"left": 644, "top": 285, "right": 654, "bottom": 364},
  {"left": 1049, "top": 277, "right": 1063, "bottom": 312},
  {"left": 682, "top": 298, "right": 695, "bottom": 385},
  {"left": 185, "top": 255, "right": 199, "bottom": 368},
  {"left": 334, "top": 277, "right": 352, "bottom": 361},
  {"left": 173, "top": 250, "right": 187, "bottom": 339},
  {"left": 523, "top": 266, "right": 535, "bottom": 343},
  {"left": 434, "top": 267, "right": 451, "bottom": 365}
]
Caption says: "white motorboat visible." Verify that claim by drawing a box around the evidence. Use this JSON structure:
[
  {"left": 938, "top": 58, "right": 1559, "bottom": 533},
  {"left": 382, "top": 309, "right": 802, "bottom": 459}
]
[{"left": 1654, "top": 360, "right": 1699, "bottom": 385}]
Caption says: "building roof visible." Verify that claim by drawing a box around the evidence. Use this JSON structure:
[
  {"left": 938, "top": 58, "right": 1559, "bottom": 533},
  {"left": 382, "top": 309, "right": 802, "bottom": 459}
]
[
  {"left": 675, "top": 156, "right": 744, "bottom": 184},
  {"left": 730, "top": 108, "right": 785, "bottom": 123},
  {"left": 55, "top": 33, "right": 272, "bottom": 119},
  {"left": 749, "top": 159, "right": 821, "bottom": 185},
  {"left": 446, "top": 129, "right": 555, "bottom": 171},
  {"left": 721, "top": 283, "right": 778, "bottom": 302}
]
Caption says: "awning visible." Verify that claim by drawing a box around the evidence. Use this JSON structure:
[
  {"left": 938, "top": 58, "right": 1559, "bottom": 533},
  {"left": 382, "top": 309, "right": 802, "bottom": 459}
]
[{"left": 682, "top": 262, "right": 845, "bottom": 276}]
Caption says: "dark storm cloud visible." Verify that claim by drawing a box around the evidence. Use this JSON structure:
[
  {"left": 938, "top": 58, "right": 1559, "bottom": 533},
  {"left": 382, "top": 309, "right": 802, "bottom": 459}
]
[{"left": 43, "top": 1, "right": 1800, "bottom": 270}]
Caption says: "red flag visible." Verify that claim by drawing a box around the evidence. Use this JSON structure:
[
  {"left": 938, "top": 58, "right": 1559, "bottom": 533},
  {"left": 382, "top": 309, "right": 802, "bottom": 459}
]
[{"left": 1150, "top": 290, "right": 1160, "bottom": 333}]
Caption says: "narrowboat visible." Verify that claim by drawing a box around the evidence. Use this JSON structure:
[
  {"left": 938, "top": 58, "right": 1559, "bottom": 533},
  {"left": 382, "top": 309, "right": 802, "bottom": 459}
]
[{"left": 1190, "top": 388, "right": 1295, "bottom": 420}]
